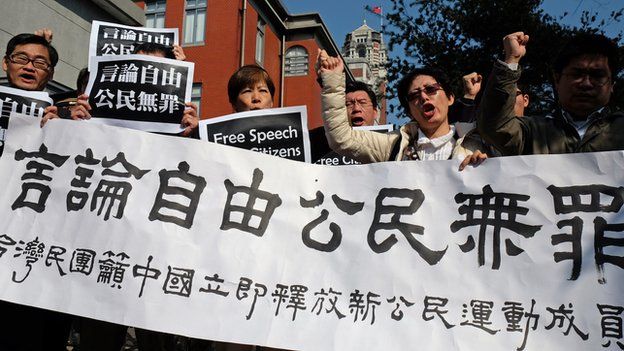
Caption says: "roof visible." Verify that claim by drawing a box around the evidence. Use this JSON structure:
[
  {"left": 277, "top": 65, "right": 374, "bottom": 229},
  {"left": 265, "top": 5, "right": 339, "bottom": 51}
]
[{"left": 352, "top": 21, "right": 376, "bottom": 34}]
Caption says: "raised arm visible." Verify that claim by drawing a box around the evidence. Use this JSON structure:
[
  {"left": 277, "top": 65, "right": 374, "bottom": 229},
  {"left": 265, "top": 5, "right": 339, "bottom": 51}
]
[
  {"left": 449, "top": 72, "right": 482, "bottom": 123},
  {"left": 317, "top": 49, "right": 398, "bottom": 163},
  {"left": 462, "top": 72, "right": 482, "bottom": 100},
  {"left": 477, "top": 32, "right": 532, "bottom": 156}
]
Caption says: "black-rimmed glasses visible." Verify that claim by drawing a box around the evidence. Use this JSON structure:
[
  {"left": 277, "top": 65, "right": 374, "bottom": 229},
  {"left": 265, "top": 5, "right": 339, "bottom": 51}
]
[{"left": 7, "top": 53, "right": 51, "bottom": 70}]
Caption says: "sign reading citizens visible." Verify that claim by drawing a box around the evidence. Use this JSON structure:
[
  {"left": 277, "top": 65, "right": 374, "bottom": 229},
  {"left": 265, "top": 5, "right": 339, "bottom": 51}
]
[{"left": 199, "top": 106, "right": 312, "bottom": 162}]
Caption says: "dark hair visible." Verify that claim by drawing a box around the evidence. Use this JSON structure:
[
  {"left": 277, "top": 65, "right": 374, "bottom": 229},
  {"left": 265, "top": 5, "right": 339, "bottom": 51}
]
[
  {"left": 76, "top": 67, "right": 90, "bottom": 95},
  {"left": 133, "top": 42, "right": 175, "bottom": 59},
  {"left": 346, "top": 81, "right": 379, "bottom": 109},
  {"left": 553, "top": 32, "right": 620, "bottom": 77},
  {"left": 397, "top": 67, "right": 454, "bottom": 115},
  {"left": 227, "top": 65, "right": 275, "bottom": 104},
  {"left": 5, "top": 33, "right": 58, "bottom": 68},
  {"left": 516, "top": 80, "right": 529, "bottom": 96}
]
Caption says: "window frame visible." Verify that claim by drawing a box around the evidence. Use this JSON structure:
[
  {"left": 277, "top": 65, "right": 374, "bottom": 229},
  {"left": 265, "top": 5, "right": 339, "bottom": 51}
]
[
  {"left": 145, "top": 0, "right": 167, "bottom": 29},
  {"left": 183, "top": 0, "right": 207, "bottom": 45},
  {"left": 284, "top": 46, "right": 309, "bottom": 77},
  {"left": 255, "top": 17, "right": 266, "bottom": 66}
]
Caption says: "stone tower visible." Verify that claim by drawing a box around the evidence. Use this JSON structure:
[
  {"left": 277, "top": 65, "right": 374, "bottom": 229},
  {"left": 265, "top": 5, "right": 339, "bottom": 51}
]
[{"left": 342, "top": 20, "right": 388, "bottom": 123}]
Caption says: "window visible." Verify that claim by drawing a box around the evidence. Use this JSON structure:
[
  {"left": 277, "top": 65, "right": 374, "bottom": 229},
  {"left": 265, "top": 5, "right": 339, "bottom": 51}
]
[
  {"left": 184, "top": 0, "right": 207, "bottom": 45},
  {"left": 145, "top": 1, "right": 166, "bottom": 28},
  {"left": 357, "top": 45, "right": 367, "bottom": 58},
  {"left": 191, "top": 83, "right": 202, "bottom": 116},
  {"left": 255, "top": 18, "right": 265, "bottom": 65},
  {"left": 285, "top": 46, "right": 308, "bottom": 76}
]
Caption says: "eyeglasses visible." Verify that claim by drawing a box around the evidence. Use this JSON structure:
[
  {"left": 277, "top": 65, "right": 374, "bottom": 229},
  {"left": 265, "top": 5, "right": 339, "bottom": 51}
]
[
  {"left": 7, "top": 53, "right": 51, "bottom": 70},
  {"left": 407, "top": 83, "right": 443, "bottom": 101},
  {"left": 515, "top": 90, "right": 524, "bottom": 96},
  {"left": 562, "top": 69, "right": 611, "bottom": 86},
  {"left": 345, "top": 99, "right": 372, "bottom": 109}
]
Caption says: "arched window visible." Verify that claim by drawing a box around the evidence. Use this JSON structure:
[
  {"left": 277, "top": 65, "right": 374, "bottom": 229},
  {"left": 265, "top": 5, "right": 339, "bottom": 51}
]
[{"left": 285, "top": 46, "right": 309, "bottom": 76}]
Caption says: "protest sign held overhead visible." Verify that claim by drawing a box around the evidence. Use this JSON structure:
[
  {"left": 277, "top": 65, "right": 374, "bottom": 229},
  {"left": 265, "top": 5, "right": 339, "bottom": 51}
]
[
  {"left": 199, "top": 106, "right": 312, "bottom": 163},
  {"left": 315, "top": 124, "right": 393, "bottom": 166},
  {"left": 0, "top": 116, "right": 622, "bottom": 350},
  {"left": 0, "top": 86, "right": 52, "bottom": 156},
  {"left": 88, "top": 20, "right": 178, "bottom": 67},
  {"left": 85, "top": 54, "right": 194, "bottom": 134}
]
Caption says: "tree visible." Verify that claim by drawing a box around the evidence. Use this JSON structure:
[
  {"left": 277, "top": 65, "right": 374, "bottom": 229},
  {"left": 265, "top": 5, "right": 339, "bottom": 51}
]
[{"left": 381, "top": 0, "right": 624, "bottom": 122}]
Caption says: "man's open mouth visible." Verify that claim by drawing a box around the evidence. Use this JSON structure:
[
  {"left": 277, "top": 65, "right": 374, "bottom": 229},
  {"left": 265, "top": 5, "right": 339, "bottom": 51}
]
[
  {"left": 351, "top": 116, "right": 365, "bottom": 126},
  {"left": 19, "top": 73, "right": 36, "bottom": 82}
]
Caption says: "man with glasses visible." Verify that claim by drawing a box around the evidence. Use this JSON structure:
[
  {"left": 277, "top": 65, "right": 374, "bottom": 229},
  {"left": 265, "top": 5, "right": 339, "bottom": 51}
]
[
  {"left": 3, "top": 33, "right": 56, "bottom": 91},
  {"left": 1, "top": 33, "right": 72, "bottom": 351},
  {"left": 478, "top": 31, "right": 622, "bottom": 155},
  {"left": 310, "top": 79, "right": 380, "bottom": 162},
  {"left": 2, "top": 33, "right": 60, "bottom": 124},
  {"left": 345, "top": 81, "right": 379, "bottom": 127}
]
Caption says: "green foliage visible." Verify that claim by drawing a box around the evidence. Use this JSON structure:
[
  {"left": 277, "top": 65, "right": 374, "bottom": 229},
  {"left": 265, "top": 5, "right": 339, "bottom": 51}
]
[{"left": 382, "top": 0, "right": 624, "bottom": 122}]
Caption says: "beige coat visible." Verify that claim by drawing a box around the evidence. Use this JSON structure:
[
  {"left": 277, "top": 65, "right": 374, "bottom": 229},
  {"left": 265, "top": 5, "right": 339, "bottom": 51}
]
[{"left": 321, "top": 71, "right": 485, "bottom": 163}]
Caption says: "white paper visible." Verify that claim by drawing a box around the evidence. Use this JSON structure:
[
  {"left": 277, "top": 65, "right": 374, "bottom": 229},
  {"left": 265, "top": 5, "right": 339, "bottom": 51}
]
[{"left": 0, "top": 116, "right": 622, "bottom": 350}]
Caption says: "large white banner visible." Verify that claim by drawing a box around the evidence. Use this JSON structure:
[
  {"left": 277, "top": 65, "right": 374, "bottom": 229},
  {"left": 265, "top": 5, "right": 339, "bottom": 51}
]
[{"left": 0, "top": 117, "right": 622, "bottom": 350}]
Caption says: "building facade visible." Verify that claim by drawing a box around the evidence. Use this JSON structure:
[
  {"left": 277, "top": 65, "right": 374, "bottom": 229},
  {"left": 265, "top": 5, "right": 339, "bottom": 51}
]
[
  {"left": 133, "top": 0, "right": 353, "bottom": 129},
  {"left": 0, "top": 0, "right": 351, "bottom": 129},
  {"left": 342, "top": 21, "right": 388, "bottom": 124}
]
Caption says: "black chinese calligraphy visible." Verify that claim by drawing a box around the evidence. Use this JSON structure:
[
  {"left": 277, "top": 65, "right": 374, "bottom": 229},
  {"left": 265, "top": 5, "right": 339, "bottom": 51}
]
[
  {"left": 311, "top": 288, "right": 346, "bottom": 319},
  {"left": 451, "top": 185, "right": 542, "bottom": 269},
  {"left": 12, "top": 237, "right": 45, "bottom": 283},
  {"left": 132, "top": 255, "right": 162, "bottom": 298},
  {"left": 149, "top": 161, "right": 206, "bottom": 229},
  {"left": 300, "top": 191, "right": 364, "bottom": 252},
  {"left": 97, "top": 251, "right": 130, "bottom": 289},
  {"left": 548, "top": 184, "right": 624, "bottom": 283},
  {"left": 12, "top": 144, "right": 69, "bottom": 213},
  {"left": 236, "top": 277, "right": 267, "bottom": 320},
  {"left": 544, "top": 303, "right": 589, "bottom": 340},
  {"left": 221, "top": 168, "right": 282, "bottom": 237},
  {"left": 597, "top": 304, "right": 624, "bottom": 349},
  {"left": 349, "top": 289, "right": 381, "bottom": 324},
  {"left": 367, "top": 188, "right": 447, "bottom": 265}
]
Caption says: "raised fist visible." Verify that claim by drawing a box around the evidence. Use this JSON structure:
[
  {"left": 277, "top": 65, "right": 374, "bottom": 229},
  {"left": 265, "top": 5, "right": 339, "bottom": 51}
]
[{"left": 503, "top": 32, "right": 529, "bottom": 64}]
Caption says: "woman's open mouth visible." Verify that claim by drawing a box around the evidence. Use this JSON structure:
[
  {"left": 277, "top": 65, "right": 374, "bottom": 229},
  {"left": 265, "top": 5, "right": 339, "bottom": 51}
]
[{"left": 422, "top": 102, "right": 436, "bottom": 119}]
